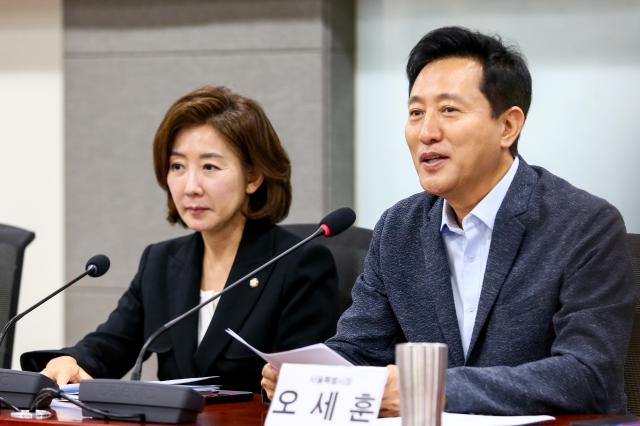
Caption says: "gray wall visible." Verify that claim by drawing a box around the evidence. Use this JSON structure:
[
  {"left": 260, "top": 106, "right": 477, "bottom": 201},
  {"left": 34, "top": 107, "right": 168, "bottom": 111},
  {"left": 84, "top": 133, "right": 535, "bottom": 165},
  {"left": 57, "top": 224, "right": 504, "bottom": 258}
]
[{"left": 63, "top": 0, "right": 354, "bottom": 378}]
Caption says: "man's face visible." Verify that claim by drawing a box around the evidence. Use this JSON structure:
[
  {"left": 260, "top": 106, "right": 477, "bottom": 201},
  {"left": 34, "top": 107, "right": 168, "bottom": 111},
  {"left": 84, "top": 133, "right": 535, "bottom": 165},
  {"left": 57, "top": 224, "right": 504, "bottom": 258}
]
[{"left": 405, "top": 57, "right": 514, "bottom": 211}]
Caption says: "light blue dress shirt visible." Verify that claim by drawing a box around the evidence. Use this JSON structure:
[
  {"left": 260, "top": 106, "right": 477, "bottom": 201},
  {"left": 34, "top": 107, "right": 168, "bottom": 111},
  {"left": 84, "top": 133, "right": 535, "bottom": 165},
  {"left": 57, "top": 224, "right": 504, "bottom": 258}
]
[{"left": 440, "top": 157, "right": 519, "bottom": 358}]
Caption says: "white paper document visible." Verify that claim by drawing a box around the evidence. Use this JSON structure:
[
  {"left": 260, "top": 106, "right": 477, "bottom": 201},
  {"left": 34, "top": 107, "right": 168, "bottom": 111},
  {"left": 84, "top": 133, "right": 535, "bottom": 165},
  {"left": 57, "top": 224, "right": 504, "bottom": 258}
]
[
  {"left": 59, "top": 375, "right": 218, "bottom": 394},
  {"left": 150, "top": 375, "right": 218, "bottom": 385},
  {"left": 50, "top": 398, "right": 85, "bottom": 421},
  {"left": 225, "top": 328, "right": 353, "bottom": 369},
  {"left": 374, "top": 413, "right": 555, "bottom": 426}
]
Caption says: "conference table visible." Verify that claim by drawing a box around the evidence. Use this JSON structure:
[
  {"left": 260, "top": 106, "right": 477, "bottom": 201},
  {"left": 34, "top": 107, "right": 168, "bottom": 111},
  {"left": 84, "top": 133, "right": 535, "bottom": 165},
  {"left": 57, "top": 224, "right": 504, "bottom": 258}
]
[{"left": 0, "top": 395, "right": 611, "bottom": 426}]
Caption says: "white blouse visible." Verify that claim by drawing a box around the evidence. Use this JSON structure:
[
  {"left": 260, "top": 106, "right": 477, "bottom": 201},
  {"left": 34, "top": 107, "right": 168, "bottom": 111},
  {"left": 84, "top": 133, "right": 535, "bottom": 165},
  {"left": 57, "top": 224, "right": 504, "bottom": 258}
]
[{"left": 198, "top": 289, "right": 220, "bottom": 345}]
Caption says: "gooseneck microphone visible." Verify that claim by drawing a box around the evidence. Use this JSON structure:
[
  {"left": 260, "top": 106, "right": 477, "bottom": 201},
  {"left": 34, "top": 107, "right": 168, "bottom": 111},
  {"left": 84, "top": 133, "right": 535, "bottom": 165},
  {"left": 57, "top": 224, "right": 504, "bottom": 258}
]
[
  {"left": 0, "top": 255, "right": 110, "bottom": 409},
  {"left": 129, "top": 207, "right": 355, "bottom": 381},
  {"left": 79, "top": 208, "right": 356, "bottom": 423},
  {"left": 0, "top": 254, "right": 110, "bottom": 348}
]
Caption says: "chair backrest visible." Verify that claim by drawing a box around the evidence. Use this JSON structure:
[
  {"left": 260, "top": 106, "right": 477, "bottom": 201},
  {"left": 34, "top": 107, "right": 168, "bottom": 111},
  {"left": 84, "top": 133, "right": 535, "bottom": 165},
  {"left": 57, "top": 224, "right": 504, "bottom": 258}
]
[
  {"left": 624, "top": 233, "right": 640, "bottom": 415},
  {"left": 282, "top": 224, "right": 373, "bottom": 314},
  {"left": 0, "top": 224, "right": 35, "bottom": 368}
]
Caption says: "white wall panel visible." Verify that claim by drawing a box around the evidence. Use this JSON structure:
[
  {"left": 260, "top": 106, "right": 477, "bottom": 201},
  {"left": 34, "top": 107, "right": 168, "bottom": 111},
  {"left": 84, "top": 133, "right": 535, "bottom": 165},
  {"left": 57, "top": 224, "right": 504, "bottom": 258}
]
[{"left": 0, "top": 0, "right": 64, "bottom": 367}]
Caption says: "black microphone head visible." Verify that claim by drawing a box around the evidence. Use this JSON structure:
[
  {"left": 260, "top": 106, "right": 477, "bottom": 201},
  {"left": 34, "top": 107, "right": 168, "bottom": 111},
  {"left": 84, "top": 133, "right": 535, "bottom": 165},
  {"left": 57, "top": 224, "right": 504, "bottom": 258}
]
[
  {"left": 86, "top": 254, "right": 110, "bottom": 277},
  {"left": 319, "top": 207, "right": 356, "bottom": 237}
]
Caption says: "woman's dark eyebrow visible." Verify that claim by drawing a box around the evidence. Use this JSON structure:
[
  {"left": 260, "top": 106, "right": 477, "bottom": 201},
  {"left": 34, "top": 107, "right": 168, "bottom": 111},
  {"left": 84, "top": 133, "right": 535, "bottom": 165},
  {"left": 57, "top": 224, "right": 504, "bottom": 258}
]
[{"left": 170, "top": 151, "right": 224, "bottom": 159}]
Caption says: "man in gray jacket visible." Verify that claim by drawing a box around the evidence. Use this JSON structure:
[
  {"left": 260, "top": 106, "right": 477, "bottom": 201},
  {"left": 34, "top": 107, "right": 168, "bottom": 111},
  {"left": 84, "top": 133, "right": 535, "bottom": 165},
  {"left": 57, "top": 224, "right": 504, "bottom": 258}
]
[{"left": 262, "top": 26, "right": 634, "bottom": 416}]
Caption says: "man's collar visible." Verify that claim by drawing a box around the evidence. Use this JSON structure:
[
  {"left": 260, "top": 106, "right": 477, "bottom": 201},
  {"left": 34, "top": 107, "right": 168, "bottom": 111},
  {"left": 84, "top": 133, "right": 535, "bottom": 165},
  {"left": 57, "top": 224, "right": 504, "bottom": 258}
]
[
  {"left": 441, "top": 199, "right": 461, "bottom": 232},
  {"left": 440, "top": 157, "right": 520, "bottom": 232}
]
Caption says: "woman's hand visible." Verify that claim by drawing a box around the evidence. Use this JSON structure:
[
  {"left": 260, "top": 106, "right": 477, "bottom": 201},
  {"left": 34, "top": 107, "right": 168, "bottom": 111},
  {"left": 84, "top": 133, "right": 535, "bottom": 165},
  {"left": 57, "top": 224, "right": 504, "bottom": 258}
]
[
  {"left": 41, "top": 356, "right": 93, "bottom": 385},
  {"left": 379, "top": 364, "right": 401, "bottom": 417},
  {"left": 260, "top": 363, "right": 279, "bottom": 400}
]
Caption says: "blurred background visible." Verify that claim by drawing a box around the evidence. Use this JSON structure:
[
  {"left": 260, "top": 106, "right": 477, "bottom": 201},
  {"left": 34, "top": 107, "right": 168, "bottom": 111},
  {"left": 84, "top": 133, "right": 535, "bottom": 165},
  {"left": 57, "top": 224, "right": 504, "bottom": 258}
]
[{"left": 1, "top": 0, "right": 638, "bottom": 374}]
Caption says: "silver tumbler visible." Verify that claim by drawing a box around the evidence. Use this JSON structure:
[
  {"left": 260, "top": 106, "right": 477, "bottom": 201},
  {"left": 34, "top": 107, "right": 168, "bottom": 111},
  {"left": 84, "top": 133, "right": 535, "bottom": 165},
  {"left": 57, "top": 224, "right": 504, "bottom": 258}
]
[{"left": 396, "top": 342, "right": 447, "bottom": 426}]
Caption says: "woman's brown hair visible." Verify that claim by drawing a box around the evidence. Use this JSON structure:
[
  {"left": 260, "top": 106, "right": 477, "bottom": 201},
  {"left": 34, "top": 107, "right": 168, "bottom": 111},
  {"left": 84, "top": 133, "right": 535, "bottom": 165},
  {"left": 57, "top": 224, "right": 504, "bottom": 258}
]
[{"left": 153, "top": 86, "right": 292, "bottom": 225}]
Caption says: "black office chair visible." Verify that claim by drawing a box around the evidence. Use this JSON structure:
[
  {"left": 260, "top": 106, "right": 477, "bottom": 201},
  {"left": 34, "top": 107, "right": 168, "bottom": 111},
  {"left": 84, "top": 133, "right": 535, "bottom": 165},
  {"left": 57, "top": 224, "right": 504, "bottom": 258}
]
[
  {"left": 624, "top": 233, "right": 640, "bottom": 415},
  {"left": 0, "top": 224, "right": 35, "bottom": 368},
  {"left": 283, "top": 224, "right": 373, "bottom": 314}
]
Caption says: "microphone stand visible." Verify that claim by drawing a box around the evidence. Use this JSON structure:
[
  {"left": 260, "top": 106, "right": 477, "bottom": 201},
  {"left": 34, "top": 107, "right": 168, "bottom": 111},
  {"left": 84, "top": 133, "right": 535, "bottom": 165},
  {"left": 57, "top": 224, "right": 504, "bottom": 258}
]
[{"left": 0, "top": 269, "right": 94, "bottom": 348}]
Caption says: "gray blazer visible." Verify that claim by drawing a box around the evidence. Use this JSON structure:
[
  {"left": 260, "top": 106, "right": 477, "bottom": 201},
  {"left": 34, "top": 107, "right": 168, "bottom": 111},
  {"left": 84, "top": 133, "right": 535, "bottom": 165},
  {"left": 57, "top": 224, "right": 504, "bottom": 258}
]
[{"left": 327, "top": 158, "right": 634, "bottom": 415}]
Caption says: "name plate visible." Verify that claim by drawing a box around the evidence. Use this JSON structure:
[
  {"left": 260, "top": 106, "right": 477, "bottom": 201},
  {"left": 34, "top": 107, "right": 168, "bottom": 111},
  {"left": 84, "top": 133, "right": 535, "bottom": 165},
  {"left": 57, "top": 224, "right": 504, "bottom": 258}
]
[{"left": 266, "top": 363, "right": 388, "bottom": 426}]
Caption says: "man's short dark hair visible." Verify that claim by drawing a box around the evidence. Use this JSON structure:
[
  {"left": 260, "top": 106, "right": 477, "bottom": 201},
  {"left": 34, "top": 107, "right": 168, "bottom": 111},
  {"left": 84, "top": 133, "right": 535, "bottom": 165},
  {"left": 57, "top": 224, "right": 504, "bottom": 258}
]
[{"left": 407, "top": 26, "right": 532, "bottom": 156}]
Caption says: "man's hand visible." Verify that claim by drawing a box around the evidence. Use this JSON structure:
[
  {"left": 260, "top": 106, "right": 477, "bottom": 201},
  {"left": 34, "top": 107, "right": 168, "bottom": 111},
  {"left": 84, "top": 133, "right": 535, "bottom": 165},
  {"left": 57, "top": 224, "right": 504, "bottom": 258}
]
[
  {"left": 41, "top": 356, "right": 93, "bottom": 385},
  {"left": 380, "top": 364, "right": 400, "bottom": 417},
  {"left": 261, "top": 363, "right": 279, "bottom": 400}
]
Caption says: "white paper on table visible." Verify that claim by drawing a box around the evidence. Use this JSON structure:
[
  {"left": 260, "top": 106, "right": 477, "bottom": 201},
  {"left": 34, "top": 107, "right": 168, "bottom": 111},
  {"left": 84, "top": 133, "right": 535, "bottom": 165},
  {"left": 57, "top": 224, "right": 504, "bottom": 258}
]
[
  {"left": 151, "top": 375, "right": 218, "bottom": 385},
  {"left": 374, "top": 413, "right": 555, "bottom": 426},
  {"left": 50, "top": 398, "right": 85, "bottom": 421},
  {"left": 59, "top": 383, "right": 80, "bottom": 394},
  {"left": 59, "top": 375, "right": 218, "bottom": 395},
  {"left": 225, "top": 328, "right": 352, "bottom": 369}
]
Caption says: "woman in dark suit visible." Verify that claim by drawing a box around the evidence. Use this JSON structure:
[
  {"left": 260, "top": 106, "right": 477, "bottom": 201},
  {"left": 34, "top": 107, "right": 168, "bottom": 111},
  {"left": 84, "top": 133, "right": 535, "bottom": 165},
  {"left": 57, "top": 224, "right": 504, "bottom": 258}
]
[{"left": 21, "top": 86, "right": 339, "bottom": 392}]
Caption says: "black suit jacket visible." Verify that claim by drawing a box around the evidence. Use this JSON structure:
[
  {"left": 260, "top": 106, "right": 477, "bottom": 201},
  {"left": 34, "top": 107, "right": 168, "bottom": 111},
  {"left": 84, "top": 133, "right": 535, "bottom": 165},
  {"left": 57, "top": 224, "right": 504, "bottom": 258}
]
[{"left": 22, "top": 221, "right": 339, "bottom": 391}]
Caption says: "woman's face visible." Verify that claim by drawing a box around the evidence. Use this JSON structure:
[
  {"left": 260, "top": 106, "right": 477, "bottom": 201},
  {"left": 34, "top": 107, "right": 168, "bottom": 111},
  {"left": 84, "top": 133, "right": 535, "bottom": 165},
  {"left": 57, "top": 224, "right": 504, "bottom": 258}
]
[{"left": 167, "top": 124, "right": 262, "bottom": 236}]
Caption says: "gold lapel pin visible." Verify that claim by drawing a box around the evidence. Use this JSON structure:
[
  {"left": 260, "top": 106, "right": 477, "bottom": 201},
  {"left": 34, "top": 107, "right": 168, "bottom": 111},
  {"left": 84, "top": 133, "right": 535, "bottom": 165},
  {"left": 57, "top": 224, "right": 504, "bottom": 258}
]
[{"left": 249, "top": 277, "right": 260, "bottom": 288}]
